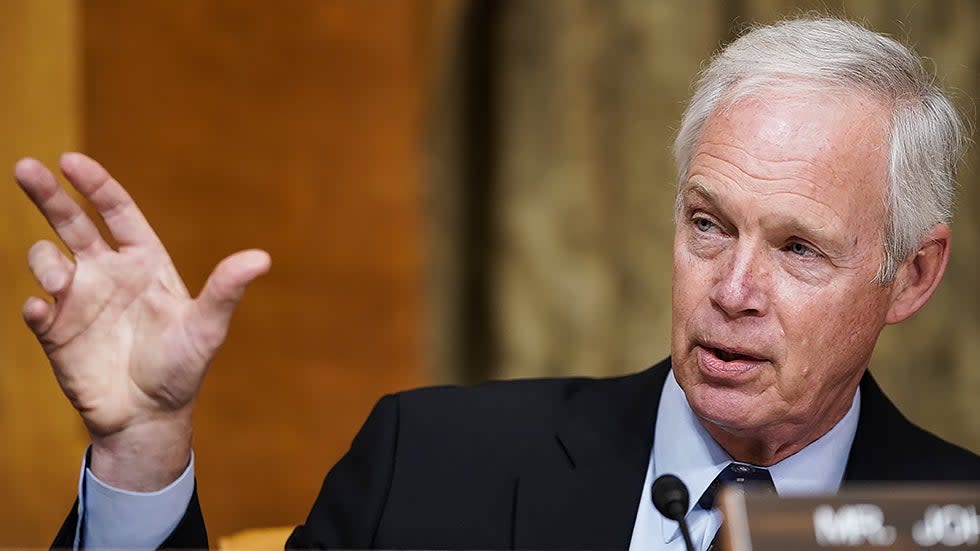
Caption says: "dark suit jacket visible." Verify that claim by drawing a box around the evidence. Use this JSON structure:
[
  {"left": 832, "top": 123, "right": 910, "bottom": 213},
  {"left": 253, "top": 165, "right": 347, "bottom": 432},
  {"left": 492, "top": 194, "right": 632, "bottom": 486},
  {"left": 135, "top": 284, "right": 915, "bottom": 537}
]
[{"left": 53, "top": 358, "right": 980, "bottom": 549}]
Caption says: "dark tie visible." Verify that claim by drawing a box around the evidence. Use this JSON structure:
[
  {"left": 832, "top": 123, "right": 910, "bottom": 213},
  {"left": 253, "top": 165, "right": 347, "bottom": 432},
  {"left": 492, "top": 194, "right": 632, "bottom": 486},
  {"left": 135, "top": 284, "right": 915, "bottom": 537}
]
[
  {"left": 698, "top": 462, "right": 775, "bottom": 510},
  {"left": 699, "top": 463, "right": 775, "bottom": 550}
]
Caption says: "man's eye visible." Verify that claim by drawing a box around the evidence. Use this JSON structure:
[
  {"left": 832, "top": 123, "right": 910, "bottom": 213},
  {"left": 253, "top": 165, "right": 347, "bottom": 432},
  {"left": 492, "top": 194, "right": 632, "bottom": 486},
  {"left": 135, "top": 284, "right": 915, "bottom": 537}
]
[
  {"left": 694, "top": 218, "right": 716, "bottom": 233},
  {"left": 787, "top": 242, "right": 818, "bottom": 257}
]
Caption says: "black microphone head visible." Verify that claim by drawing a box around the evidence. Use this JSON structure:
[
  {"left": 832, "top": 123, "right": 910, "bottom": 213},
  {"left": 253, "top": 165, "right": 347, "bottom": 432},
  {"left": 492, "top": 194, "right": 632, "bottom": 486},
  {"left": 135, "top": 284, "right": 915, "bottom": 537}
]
[{"left": 652, "top": 474, "right": 690, "bottom": 521}]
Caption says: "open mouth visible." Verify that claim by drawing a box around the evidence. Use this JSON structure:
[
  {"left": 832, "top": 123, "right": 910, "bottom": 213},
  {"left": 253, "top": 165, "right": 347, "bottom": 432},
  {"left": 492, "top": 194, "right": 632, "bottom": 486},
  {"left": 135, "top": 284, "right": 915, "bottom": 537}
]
[
  {"left": 712, "top": 347, "right": 762, "bottom": 362},
  {"left": 697, "top": 345, "right": 768, "bottom": 377}
]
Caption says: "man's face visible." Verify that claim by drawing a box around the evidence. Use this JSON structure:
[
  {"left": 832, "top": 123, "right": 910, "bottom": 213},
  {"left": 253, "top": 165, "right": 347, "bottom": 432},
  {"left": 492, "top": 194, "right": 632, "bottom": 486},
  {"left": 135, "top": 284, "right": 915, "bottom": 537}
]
[{"left": 671, "top": 90, "right": 896, "bottom": 451}]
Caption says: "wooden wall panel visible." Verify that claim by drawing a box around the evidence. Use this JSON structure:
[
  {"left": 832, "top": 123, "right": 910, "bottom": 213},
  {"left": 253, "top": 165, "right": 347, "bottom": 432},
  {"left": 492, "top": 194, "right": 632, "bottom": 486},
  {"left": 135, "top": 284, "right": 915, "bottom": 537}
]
[
  {"left": 0, "top": 1, "right": 84, "bottom": 545},
  {"left": 79, "top": 0, "right": 442, "bottom": 540}
]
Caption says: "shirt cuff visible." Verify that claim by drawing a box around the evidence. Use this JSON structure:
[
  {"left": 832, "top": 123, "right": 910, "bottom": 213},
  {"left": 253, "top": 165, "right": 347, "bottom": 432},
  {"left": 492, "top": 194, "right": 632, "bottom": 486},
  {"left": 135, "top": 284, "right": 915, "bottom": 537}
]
[{"left": 77, "top": 447, "right": 195, "bottom": 550}]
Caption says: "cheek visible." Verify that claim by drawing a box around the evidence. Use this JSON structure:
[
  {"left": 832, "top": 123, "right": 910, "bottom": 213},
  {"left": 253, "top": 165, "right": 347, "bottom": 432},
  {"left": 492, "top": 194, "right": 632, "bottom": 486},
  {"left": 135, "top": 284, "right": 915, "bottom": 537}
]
[
  {"left": 672, "top": 246, "right": 708, "bottom": 315},
  {"left": 774, "top": 285, "right": 888, "bottom": 376},
  {"left": 827, "top": 299, "right": 888, "bottom": 354},
  {"left": 671, "top": 245, "right": 698, "bottom": 347}
]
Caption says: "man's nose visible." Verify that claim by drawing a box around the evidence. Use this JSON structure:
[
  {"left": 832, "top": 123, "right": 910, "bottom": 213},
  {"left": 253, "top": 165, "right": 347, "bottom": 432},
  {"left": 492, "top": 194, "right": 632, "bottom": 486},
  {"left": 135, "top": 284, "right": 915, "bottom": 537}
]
[{"left": 710, "top": 245, "right": 770, "bottom": 319}]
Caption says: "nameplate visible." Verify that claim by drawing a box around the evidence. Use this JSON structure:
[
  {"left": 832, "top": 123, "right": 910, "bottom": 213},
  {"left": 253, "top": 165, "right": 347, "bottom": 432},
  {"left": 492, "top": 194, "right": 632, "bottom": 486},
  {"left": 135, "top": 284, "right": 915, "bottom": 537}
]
[{"left": 718, "top": 485, "right": 979, "bottom": 550}]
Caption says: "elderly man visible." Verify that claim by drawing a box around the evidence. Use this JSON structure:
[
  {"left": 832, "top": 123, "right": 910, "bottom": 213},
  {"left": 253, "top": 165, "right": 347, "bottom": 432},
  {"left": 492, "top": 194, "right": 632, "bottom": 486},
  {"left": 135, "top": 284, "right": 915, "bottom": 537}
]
[{"left": 16, "top": 16, "right": 978, "bottom": 551}]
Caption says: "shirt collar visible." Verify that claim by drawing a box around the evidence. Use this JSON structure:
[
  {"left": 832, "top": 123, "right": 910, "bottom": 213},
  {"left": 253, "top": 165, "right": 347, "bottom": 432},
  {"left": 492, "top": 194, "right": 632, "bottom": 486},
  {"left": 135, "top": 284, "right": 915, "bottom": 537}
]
[{"left": 652, "top": 370, "right": 860, "bottom": 543}]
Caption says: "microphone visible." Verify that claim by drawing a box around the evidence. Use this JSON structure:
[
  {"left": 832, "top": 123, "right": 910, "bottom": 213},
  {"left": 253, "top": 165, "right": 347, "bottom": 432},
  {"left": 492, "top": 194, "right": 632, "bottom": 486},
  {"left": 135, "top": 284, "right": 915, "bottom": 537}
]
[{"left": 652, "top": 474, "right": 696, "bottom": 551}]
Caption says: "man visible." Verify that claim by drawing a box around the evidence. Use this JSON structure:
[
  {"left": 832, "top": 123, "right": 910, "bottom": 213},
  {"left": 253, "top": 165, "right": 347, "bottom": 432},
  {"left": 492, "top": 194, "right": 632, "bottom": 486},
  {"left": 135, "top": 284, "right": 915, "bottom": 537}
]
[{"left": 16, "top": 15, "right": 977, "bottom": 551}]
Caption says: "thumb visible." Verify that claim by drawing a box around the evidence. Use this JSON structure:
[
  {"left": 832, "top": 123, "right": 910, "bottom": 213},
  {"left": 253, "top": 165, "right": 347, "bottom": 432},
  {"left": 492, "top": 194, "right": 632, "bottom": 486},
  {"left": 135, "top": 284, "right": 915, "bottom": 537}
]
[{"left": 191, "top": 249, "right": 271, "bottom": 348}]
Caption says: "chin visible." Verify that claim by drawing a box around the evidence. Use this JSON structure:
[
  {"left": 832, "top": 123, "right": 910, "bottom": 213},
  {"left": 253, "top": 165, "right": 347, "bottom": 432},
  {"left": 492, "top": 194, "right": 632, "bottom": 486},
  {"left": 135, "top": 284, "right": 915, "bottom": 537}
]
[{"left": 683, "top": 379, "right": 771, "bottom": 432}]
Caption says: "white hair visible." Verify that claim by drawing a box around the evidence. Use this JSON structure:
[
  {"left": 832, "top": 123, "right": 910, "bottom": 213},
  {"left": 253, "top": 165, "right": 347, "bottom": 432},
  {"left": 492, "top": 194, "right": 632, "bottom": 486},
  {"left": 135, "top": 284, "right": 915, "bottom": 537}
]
[{"left": 673, "top": 16, "right": 967, "bottom": 283}]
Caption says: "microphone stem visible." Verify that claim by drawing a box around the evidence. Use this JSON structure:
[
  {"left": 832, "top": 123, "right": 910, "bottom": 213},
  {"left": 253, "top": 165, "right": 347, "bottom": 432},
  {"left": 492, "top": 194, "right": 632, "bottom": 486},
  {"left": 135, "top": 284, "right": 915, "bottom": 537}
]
[{"left": 677, "top": 518, "right": 697, "bottom": 551}]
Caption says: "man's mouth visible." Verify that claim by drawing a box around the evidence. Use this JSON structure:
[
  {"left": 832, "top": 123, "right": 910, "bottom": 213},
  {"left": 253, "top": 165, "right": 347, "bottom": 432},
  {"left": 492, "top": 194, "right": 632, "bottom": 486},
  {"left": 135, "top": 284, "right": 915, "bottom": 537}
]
[
  {"left": 697, "top": 344, "right": 768, "bottom": 377},
  {"left": 711, "top": 347, "right": 763, "bottom": 362}
]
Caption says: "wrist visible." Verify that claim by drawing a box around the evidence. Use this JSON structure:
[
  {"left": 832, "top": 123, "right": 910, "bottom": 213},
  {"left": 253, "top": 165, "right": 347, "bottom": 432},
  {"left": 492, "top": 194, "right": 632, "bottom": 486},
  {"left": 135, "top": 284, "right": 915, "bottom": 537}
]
[{"left": 89, "top": 413, "right": 193, "bottom": 491}]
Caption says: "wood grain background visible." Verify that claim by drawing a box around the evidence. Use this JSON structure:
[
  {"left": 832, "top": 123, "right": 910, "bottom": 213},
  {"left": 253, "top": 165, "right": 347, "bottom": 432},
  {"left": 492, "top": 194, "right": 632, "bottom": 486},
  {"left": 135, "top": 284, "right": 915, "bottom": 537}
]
[
  {"left": 1, "top": 0, "right": 457, "bottom": 544},
  {"left": 1, "top": 1, "right": 976, "bottom": 546}
]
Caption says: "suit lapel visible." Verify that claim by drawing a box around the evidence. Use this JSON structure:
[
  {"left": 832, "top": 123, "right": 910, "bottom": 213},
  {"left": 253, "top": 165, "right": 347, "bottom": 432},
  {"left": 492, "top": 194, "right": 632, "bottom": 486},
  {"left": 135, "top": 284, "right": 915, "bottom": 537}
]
[
  {"left": 513, "top": 361, "right": 671, "bottom": 550},
  {"left": 843, "top": 369, "right": 918, "bottom": 481}
]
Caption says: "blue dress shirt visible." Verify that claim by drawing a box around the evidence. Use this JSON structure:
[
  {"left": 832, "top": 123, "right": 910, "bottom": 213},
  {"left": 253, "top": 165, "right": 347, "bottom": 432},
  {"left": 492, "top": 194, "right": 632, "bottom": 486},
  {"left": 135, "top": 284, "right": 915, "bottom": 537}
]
[
  {"left": 76, "top": 451, "right": 195, "bottom": 549},
  {"left": 628, "top": 371, "right": 860, "bottom": 551}
]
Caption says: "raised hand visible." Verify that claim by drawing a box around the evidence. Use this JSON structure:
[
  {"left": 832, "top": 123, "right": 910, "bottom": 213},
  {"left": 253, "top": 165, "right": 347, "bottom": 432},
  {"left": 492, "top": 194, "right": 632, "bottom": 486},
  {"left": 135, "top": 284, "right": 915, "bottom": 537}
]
[{"left": 15, "top": 153, "right": 270, "bottom": 490}]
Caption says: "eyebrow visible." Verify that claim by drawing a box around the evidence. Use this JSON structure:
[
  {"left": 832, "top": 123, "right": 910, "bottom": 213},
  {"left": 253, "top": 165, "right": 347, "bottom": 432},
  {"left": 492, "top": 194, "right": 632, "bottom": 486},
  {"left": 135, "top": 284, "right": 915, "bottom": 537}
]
[
  {"left": 679, "top": 176, "right": 848, "bottom": 256},
  {"left": 678, "top": 177, "right": 722, "bottom": 212}
]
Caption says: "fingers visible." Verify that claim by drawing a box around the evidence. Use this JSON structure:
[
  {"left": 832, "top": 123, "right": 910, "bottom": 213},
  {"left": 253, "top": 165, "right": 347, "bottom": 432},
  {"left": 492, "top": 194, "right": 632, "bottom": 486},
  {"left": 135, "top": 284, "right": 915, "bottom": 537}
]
[
  {"left": 191, "top": 249, "right": 271, "bottom": 348},
  {"left": 28, "top": 240, "right": 75, "bottom": 296},
  {"left": 24, "top": 240, "right": 75, "bottom": 338},
  {"left": 15, "top": 157, "right": 110, "bottom": 256},
  {"left": 58, "top": 152, "right": 164, "bottom": 249},
  {"left": 23, "top": 296, "right": 56, "bottom": 336}
]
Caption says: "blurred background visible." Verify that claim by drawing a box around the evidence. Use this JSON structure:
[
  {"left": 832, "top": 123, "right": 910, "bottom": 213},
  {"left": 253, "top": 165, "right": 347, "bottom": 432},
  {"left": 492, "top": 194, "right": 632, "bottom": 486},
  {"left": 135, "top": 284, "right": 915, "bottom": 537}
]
[{"left": 1, "top": 0, "right": 977, "bottom": 545}]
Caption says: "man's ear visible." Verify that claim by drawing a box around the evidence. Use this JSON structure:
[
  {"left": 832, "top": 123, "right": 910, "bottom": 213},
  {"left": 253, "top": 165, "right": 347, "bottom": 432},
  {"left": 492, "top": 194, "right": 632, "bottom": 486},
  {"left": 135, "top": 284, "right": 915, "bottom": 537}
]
[{"left": 885, "top": 224, "right": 951, "bottom": 324}]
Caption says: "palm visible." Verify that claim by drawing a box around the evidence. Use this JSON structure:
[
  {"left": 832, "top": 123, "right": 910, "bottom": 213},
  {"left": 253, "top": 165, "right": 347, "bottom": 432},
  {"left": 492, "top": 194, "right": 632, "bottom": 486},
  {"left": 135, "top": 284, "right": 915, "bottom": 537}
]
[
  {"left": 16, "top": 153, "right": 269, "bottom": 439},
  {"left": 44, "top": 248, "right": 198, "bottom": 437}
]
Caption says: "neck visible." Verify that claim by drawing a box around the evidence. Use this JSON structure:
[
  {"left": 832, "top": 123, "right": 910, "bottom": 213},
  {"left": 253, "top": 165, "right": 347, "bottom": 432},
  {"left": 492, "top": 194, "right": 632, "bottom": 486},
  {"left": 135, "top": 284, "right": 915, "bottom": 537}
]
[{"left": 700, "top": 386, "right": 859, "bottom": 466}]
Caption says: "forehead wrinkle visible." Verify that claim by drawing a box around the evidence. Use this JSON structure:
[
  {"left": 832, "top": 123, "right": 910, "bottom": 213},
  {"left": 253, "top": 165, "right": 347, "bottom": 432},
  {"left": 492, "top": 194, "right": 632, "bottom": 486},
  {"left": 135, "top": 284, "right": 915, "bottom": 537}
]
[{"left": 692, "top": 140, "right": 843, "bottom": 192}]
